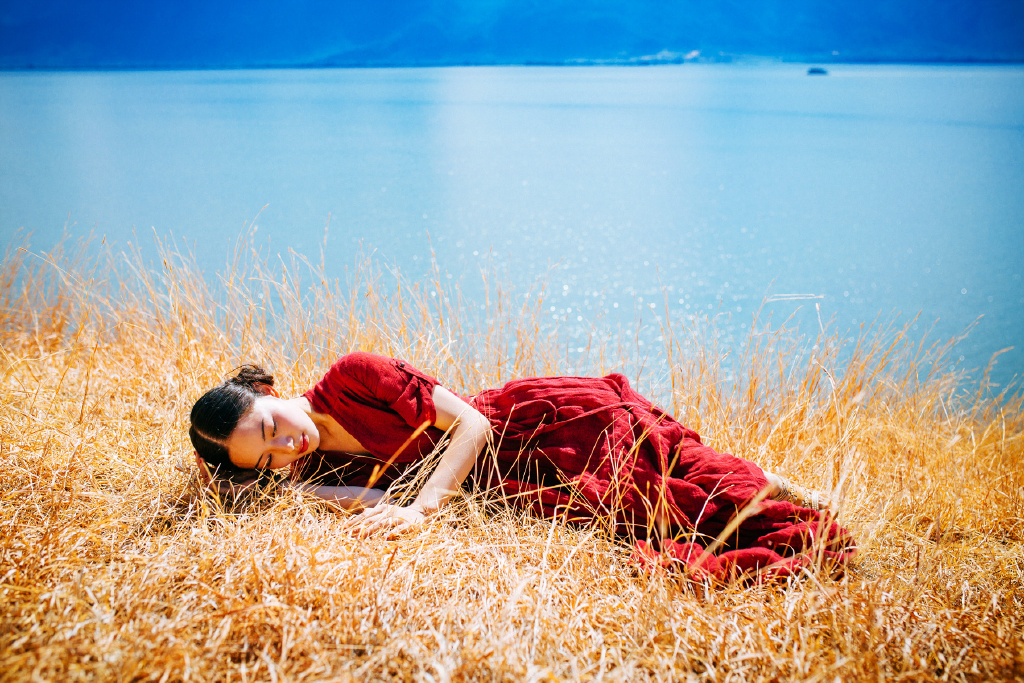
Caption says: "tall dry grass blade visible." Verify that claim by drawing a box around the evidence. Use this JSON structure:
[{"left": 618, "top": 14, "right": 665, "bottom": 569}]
[{"left": 1, "top": 231, "right": 1021, "bottom": 681}]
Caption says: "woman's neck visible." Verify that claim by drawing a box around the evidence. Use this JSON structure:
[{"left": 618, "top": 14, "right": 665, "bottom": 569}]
[{"left": 300, "top": 398, "right": 370, "bottom": 454}]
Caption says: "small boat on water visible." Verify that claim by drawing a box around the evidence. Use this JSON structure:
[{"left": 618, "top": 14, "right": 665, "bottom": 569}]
[{"left": 807, "top": 66, "right": 828, "bottom": 75}]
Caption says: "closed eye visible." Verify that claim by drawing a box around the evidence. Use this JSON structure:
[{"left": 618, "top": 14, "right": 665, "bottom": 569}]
[{"left": 256, "top": 451, "right": 272, "bottom": 470}]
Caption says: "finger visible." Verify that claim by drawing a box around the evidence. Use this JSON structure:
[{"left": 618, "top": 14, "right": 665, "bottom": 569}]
[
  {"left": 365, "top": 509, "right": 398, "bottom": 526},
  {"left": 384, "top": 521, "right": 415, "bottom": 540},
  {"left": 346, "top": 515, "right": 383, "bottom": 538},
  {"left": 367, "top": 515, "right": 400, "bottom": 532},
  {"left": 343, "top": 507, "right": 376, "bottom": 525},
  {"left": 376, "top": 518, "right": 407, "bottom": 532},
  {"left": 357, "top": 520, "right": 382, "bottom": 540},
  {"left": 341, "top": 514, "right": 366, "bottom": 532},
  {"left": 350, "top": 509, "right": 385, "bottom": 528},
  {"left": 360, "top": 517, "right": 398, "bottom": 539}
]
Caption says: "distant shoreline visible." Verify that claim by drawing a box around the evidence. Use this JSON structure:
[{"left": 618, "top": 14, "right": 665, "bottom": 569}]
[{"left": 3, "top": 58, "right": 1024, "bottom": 72}]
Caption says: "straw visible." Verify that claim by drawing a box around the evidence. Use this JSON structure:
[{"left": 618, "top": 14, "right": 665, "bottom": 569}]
[{"left": 1, "top": 232, "right": 1021, "bottom": 681}]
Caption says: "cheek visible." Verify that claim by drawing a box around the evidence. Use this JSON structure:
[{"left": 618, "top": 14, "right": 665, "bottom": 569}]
[
  {"left": 288, "top": 411, "right": 314, "bottom": 433},
  {"left": 227, "top": 435, "right": 262, "bottom": 468}
]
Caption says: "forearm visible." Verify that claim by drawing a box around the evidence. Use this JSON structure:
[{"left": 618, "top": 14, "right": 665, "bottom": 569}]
[
  {"left": 286, "top": 481, "right": 387, "bottom": 511},
  {"left": 411, "top": 412, "right": 490, "bottom": 515}
]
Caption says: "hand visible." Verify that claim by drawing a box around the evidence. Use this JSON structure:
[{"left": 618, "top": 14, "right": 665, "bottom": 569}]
[
  {"left": 343, "top": 503, "right": 426, "bottom": 539},
  {"left": 195, "top": 453, "right": 260, "bottom": 499}
]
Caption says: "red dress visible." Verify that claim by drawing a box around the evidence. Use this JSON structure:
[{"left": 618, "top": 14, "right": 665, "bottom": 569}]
[{"left": 294, "top": 352, "right": 855, "bottom": 582}]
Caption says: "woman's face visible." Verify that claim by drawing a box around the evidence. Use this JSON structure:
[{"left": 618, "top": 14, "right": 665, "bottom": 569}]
[{"left": 226, "top": 395, "right": 320, "bottom": 470}]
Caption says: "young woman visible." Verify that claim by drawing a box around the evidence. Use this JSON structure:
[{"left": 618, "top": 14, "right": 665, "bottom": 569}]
[{"left": 190, "top": 352, "right": 854, "bottom": 581}]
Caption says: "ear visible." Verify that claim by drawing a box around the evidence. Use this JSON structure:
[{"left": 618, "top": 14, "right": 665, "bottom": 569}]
[
  {"left": 255, "top": 382, "right": 280, "bottom": 398},
  {"left": 195, "top": 452, "right": 214, "bottom": 486}
]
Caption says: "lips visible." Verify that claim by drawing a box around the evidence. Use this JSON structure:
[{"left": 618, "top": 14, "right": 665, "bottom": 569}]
[{"left": 299, "top": 433, "right": 309, "bottom": 454}]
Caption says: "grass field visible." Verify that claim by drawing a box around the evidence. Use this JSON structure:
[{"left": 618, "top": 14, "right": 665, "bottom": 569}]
[{"left": 2, "top": 234, "right": 1022, "bottom": 681}]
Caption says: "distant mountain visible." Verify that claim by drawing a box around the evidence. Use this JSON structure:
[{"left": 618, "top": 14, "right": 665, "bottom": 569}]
[{"left": 2, "top": 0, "right": 1022, "bottom": 68}]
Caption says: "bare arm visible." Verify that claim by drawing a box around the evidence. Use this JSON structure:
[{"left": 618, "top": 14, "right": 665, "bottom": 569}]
[
  {"left": 284, "top": 481, "right": 388, "bottom": 512},
  {"left": 195, "top": 454, "right": 390, "bottom": 511},
  {"left": 409, "top": 386, "right": 491, "bottom": 515},
  {"left": 346, "top": 384, "right": 491, "bottom": 536}
]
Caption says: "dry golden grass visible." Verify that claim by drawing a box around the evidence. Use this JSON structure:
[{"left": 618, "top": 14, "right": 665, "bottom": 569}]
[{"left": 1, "top": 233, "right": 1022, "bottom": 682}]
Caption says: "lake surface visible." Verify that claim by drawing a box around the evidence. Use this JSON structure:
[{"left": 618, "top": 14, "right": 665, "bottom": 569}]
[{"left": 1, "top": 65, "right": 1022, "bottom": 388}]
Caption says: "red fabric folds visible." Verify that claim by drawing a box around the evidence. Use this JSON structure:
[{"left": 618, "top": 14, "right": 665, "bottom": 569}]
[
  {"left": 294, "top": 353, "right": 855, "bottom": 582},
  {"left": 294, "top": 352, "right": 445, "bottom": 489},
  {"left": 470, "top": 373, "right": 854, "bottom": 582}
]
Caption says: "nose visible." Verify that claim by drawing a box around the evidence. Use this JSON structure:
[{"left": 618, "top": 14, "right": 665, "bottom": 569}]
[{"left": 271, "top": 434, "right": 294, "bottom": 453}]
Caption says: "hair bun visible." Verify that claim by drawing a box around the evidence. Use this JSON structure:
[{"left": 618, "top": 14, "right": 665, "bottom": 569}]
[{"left": 228, "top": 364, "right": 275, "bottom": 391}]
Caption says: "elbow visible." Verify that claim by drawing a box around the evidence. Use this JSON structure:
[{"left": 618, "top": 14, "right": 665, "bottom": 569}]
[
  {"left": 463, "top": 409, "right": 492, "bottom": 447},
  {"left": 472, "top": 411, "right": 492, "bottom": 441}
]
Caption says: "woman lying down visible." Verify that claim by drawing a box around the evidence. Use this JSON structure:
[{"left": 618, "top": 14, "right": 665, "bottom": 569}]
[{"left": 190, "top": 352, "right": 854, "bottom": 582}]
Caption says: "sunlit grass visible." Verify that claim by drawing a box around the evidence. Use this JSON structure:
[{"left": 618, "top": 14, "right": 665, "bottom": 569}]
[{"left": 1, "top": 232, "right": 1021, "bottom": 681}]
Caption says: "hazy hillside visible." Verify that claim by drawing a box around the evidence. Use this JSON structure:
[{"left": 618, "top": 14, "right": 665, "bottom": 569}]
[{"left": 2, "top": 0, "right": 1022, "bottom": 68}]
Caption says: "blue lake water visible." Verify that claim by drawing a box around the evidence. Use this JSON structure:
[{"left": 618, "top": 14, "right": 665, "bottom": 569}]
[{"left": 1, "top": 65, "right": 1022, "bottom": 388}]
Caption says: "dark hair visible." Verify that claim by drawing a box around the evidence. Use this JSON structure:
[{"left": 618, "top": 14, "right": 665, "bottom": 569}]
[{"left": 189, "top": 364, "right": 275, "bottom": 479}]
